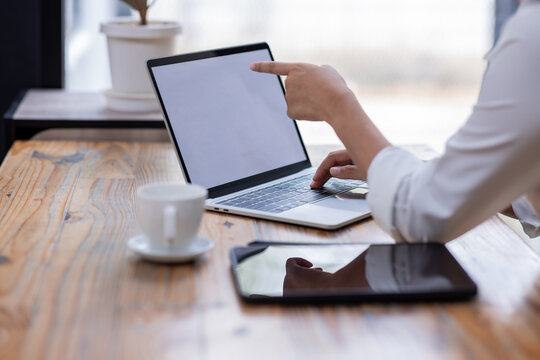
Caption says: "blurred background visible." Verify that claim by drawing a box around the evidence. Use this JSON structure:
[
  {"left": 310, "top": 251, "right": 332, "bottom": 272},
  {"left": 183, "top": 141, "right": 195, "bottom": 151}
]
[{"left": 65, "top": 0, "right": 503, "bottom": 152}]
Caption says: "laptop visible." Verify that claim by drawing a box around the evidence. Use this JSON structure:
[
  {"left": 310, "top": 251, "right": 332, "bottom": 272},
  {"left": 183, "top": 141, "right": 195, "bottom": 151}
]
[{"left": 146, "top": 42, "right": 371, "bottom": 230}]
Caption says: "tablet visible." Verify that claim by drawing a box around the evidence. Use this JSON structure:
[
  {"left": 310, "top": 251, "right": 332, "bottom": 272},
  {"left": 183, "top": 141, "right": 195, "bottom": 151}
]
[{"left": 230, "top": 242, "right": 477, "bottom": 303}]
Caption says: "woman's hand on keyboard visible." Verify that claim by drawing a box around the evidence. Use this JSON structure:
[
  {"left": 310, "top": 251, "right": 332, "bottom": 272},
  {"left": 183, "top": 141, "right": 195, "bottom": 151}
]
[{"left": 311, "top": 150, "right": 364, "bottom": 188}]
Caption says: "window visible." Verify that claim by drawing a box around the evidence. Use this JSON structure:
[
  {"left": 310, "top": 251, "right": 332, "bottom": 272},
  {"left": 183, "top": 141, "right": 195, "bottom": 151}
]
[{"left": 65, "top": 0, "right": 493, "bottom": 152}]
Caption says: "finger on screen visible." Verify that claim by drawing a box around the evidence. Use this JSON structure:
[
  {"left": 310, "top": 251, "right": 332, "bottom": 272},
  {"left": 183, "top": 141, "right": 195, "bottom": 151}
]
[{"left": 250, "top": 61, "right": 294, "bottom": 75}]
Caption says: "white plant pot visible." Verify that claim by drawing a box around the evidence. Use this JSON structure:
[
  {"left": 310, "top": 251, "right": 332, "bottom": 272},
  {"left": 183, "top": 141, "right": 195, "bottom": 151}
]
[{"left": 101, "top": 19, "right": 181, "bottom": 112}]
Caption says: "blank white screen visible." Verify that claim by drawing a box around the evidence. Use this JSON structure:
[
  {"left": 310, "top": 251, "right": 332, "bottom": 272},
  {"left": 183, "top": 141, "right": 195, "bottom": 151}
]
[{"left": 152, "top": 49, "right": 307, "bottom": 189}]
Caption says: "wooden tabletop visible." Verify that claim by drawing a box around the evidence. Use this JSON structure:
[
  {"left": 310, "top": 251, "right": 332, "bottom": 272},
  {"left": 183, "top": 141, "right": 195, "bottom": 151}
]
[{"left": 0, "top": 140, "right": 539, "bottom": 360}]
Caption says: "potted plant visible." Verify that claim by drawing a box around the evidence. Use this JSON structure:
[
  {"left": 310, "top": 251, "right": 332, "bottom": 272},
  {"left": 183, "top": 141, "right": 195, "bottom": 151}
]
[{"left": 101, "top": 0, "right": 181, "bottom": 112}]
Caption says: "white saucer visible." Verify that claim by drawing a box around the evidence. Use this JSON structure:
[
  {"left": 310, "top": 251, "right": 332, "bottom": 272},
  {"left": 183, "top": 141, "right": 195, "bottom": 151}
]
[{"left": 128, "top": 235, "right": 214, "bottom": 263}]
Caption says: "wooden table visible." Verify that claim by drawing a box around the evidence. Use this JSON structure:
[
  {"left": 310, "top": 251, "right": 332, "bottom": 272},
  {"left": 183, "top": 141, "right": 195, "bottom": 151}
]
[{"left": 0, "top": 140, "right": 539, "bottom": 360}]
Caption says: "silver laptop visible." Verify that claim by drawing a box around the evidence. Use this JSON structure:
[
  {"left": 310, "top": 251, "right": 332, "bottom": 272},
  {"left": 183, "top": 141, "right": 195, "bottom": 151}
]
[{"left": 147, "top": 43, "right": 371, "bottom": 229}]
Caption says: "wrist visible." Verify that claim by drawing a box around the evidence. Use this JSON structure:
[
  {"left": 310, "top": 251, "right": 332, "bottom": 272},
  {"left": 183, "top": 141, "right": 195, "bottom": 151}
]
[
  {"left": 326, "top": 91, "right": 364, "bottom": 128},
  {"left": 328, "top": 99, "right": 391, "bottom": 177}
]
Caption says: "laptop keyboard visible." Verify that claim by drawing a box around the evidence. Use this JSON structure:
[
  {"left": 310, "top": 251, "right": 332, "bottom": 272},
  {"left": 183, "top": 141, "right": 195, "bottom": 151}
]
[{"left": 216, "top": 174, "right": 367, "bottom": 213}]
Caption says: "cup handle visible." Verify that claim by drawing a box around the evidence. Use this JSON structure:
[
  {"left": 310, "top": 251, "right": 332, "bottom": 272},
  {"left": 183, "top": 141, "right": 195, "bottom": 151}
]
[{"left": 164, "top": 205, "right": 177, "bottom": 246}]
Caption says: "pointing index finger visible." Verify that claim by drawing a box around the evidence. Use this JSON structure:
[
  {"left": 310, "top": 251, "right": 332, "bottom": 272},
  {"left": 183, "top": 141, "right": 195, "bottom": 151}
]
[{"left": 250, "top": 61, "right": 296, "bottom": 76}]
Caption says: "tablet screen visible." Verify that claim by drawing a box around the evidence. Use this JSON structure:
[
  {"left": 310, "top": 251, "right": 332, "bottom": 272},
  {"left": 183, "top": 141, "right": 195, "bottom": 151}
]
[{"left": 231, "top": 243, "right": 476, "bottom": 302}]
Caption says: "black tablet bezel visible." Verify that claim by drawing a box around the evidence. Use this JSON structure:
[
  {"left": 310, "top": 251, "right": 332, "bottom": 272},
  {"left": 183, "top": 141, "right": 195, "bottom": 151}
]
[
  {"left": 146, "top": 42, "right": 312, "bottom": 199},
  {"left": 229, "top": 242, "right": 478, "bottom": 304}
]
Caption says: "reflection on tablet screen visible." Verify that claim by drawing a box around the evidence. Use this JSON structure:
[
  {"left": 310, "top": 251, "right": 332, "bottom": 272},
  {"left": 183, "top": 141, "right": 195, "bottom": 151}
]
[{"left": 234, "top": 244, "right": 473, "bottom": 298}]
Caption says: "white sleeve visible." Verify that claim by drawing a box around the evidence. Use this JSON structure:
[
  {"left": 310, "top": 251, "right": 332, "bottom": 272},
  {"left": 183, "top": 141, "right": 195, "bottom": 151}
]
[
  {"left": 366, "top": 146, "right": 424, "bottom": 241},
  {"left": 366, "top": 7, "right": 540, "bottom": 243}
]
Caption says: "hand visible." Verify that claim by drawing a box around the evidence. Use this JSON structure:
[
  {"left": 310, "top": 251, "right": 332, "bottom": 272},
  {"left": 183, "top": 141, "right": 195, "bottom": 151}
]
[
  {"left": 283, "top": 257, "right": 330, "bottom": 295},
  {"left": 311, "top": 150, "right": 364, "bottom": 188},
  {"left": 283, "top": 253, "right": 370, "bottom": 295},
  {"left": 250, "top": 61, "right": 356, "bottom": 124},
  {"left": 251, "top": 61, "right": 391, "bottom": 180}
]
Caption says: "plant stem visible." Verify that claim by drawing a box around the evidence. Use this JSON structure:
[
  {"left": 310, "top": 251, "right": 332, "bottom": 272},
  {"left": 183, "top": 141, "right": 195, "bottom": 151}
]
[
  {"left": 141, "top": 7, "right": 148, "bottom": 25},
  {"left": 132, "top": 0, "right": 147, "bottom": 25}
]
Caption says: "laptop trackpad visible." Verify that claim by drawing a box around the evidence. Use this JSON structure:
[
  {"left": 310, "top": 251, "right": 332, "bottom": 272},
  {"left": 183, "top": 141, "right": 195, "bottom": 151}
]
[{"left": 314, "top": 190, "right": 370, "bottom": 212}]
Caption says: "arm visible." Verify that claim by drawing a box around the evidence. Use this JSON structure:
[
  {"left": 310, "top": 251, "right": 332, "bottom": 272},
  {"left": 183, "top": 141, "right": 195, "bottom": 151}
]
[
  {"left": 367, "top": 23, "right": 540, "bottom": 242},
  {"left": 250, "top": 62, "right": 391, "bottom": 180},
  {"left": 251, "top": 16, "right": 540, "bottom": 242}
]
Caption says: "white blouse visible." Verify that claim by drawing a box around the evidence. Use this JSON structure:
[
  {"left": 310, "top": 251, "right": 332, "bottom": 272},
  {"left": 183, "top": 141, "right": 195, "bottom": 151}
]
[{"left": 366, "top": 0, "right": 540, "bottom": 243}]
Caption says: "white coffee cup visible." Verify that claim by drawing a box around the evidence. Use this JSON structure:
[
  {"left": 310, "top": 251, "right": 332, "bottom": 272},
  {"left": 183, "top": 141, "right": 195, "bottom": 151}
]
[{"left": 136, "top": 183, "right": 207, "bottom": 251}]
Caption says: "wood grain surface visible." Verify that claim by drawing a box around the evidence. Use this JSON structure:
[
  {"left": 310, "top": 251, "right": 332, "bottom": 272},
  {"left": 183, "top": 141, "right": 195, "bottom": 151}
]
[{"left": 0, "top": 140, "right": 539, "bottom": 360}]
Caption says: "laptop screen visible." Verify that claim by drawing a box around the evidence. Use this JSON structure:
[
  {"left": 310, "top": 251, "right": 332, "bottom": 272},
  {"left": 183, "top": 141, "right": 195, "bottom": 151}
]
[{"left": 148, "top": 44, "right": 310, "bottom": 196}]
